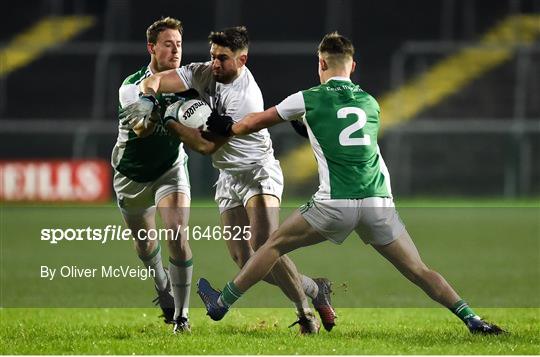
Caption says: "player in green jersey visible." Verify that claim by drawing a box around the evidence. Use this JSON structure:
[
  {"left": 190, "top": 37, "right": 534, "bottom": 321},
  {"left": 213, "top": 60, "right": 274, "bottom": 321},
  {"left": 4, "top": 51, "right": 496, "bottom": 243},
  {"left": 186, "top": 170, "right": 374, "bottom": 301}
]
[
  {"left": 112, "top": 17, "right": 194, "bottom": 333},
  {"left": 198, "top": 32, "right": 504, "bottom": 335}
]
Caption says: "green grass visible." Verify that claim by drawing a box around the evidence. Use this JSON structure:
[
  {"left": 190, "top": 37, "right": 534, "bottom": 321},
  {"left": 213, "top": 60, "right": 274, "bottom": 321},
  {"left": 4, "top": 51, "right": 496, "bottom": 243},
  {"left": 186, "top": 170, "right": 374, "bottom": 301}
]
[
  {"left": 1, "top": 308, "right": 539, "bottom": 354},
  {"left": 1, "top": 198, "right": 539, "bottom": 354}
]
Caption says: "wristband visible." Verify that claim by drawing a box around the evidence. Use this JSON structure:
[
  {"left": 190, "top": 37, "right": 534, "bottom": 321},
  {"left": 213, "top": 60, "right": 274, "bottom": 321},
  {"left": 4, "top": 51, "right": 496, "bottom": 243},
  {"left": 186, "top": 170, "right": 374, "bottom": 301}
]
[{"left": 140, "top": 92, "right": 159, "bottom": 107}]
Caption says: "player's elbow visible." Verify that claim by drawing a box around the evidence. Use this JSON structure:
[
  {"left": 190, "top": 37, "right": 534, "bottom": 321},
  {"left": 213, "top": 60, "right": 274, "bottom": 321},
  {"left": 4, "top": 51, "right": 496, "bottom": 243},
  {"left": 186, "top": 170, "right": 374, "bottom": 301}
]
[
  {"left": 203, "top": 144, "right": 220, "bottom": 155},
  {"left": 195, "top": 146, "right": 212, "bottom": 155},
  {"left": 192, "top": 142, "right": 216, "bottom": 155},
  {"left": 202, "top": 147, "right": 217, "bottom": 155}
]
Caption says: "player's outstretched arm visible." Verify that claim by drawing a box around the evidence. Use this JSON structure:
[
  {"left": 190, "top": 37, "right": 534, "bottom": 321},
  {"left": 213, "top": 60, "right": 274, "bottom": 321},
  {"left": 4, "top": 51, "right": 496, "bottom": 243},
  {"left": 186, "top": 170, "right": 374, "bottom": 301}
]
[
  {"left": 232, "top": 107, "right": 283, "bottom": 136},
  {"left": 140, "top": 69, "right": 188, "bottom": 95}
]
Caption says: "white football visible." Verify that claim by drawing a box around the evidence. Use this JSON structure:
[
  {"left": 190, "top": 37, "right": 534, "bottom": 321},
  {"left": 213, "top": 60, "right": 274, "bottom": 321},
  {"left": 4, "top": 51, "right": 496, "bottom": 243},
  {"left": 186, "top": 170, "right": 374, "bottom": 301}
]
[{"left": 165, "top": 99, "right": 211, "bottom": 130}]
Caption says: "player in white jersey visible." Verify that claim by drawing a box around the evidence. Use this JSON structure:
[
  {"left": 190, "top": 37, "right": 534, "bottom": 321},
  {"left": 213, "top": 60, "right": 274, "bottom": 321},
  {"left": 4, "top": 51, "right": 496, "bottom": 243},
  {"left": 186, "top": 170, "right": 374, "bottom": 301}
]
[
  {"left": 114, "top": 17, "right": 194, "bottom": 333},
  {"left": 121, "top": 26, "right": 335, "bottom": 333},
  {"left": 198, "top": 32, "right": 504, "bottom": 335}
]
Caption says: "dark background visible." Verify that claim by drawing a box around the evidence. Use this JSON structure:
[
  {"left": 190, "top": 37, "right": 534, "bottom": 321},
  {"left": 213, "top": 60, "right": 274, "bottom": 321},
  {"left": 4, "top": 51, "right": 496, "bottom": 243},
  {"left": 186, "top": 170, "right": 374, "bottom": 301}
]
[{"left": 1, "top": 0, "right": 539, "bottom": 197}]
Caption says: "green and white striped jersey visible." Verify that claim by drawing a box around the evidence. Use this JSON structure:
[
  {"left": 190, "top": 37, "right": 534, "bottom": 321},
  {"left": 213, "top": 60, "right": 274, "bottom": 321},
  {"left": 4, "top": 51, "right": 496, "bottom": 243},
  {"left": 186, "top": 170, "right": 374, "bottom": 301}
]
[
  {"left": 275, "top": 77, "right": 392, "bottom": 200},
  {"left": 112, "top": 65, "right": 196, "bottom": 182}
]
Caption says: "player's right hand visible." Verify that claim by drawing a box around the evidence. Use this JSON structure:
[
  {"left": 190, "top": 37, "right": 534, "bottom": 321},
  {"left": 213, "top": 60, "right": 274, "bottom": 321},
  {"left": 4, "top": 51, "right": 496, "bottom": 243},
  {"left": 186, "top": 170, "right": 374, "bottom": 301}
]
[
  {"left": 119, "top": 94, "right": 159, "bottom": 128},
  {"left": 206, "top": 110, "right": 234, "bottom": 137}
]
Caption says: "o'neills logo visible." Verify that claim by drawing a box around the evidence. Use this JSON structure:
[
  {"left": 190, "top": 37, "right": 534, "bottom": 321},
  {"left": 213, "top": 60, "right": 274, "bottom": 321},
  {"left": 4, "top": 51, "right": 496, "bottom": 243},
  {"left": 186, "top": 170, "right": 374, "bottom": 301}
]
[
  {"left": 182, "top": 101, "right": 205, "bottom": 121},
  {"left": 0, "top": 160, "right": 111, "bottom": 202}
]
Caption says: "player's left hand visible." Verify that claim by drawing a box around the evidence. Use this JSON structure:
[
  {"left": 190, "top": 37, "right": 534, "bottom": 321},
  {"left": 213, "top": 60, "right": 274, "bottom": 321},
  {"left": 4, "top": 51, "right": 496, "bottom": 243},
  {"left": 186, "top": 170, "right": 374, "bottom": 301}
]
[
  {"left": 120, "top": 94, "right": 159, "bottom": 128},
  {"left": 206, "top": 110, "right": 234, "bottom": 137}
]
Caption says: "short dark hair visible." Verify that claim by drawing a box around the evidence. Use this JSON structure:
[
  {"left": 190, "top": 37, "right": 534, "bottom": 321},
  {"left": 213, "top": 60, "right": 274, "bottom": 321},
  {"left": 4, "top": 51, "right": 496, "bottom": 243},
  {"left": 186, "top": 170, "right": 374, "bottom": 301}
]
[
  {"left": 146, "top": 17, "right": 183, "bottom": 44},
  {"left": 318, "top": 32, "right": 354, "bottom": 59},
  {"left": 208, "top": 26, "right": 249, "bottom": 52}
]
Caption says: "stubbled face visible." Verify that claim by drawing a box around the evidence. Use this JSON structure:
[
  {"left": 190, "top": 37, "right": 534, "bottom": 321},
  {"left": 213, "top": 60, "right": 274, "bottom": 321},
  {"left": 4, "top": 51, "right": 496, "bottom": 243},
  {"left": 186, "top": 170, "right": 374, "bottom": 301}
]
[
  {"left": 210, "top": 44, "right": 244, "bottom": 84},
  {"left": 149, "top": 28, "right": 182, "bottom": 71}
]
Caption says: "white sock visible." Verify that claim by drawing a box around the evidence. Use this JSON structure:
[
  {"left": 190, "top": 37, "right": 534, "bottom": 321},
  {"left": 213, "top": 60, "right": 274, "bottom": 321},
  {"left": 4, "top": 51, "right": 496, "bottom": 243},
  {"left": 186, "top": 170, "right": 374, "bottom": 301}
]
[
  {"left": 300, "top": 275, "right": 319, "bottom": 299},
  {"left": 169, "top": 257, "right": 193, "bottom": 320},
  {"left": 217, "top": 296, "right": 228, "bottom": 308},
  {"left": 139, "top": 245, "right": 168, "bottom": 291}
]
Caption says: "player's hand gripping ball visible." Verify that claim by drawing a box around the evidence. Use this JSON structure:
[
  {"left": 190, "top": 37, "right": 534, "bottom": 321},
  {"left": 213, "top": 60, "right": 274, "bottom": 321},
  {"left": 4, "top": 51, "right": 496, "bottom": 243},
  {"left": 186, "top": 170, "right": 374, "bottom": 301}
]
[
  {"left": 206, "top": 111, "right": 234, "bottom": 137},
  {"left": 164, "top": 99, "right": 212, "bottom": 130}
]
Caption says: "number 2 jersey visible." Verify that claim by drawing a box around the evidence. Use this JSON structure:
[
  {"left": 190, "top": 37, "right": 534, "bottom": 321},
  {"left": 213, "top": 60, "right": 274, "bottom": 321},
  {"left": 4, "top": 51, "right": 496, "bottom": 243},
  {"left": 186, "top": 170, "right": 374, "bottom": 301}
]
[
  {"left": 275, "top": 77, "right": 392, "bottom": 200},
  {"left": 112, "top": 65, "right": 196, "bottom": 182}
]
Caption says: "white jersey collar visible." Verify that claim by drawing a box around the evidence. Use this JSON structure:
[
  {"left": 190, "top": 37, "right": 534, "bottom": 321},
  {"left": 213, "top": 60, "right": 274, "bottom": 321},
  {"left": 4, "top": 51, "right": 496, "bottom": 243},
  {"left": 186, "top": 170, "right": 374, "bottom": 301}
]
[{"left": 326, "top": 76, "right": 351, "bottom": 83}]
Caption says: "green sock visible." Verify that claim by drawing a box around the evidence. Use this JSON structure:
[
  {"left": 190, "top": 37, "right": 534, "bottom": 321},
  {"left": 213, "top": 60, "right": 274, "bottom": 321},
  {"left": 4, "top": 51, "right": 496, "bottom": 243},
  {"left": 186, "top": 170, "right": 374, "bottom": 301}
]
[
  {"left": 450, "top": 299, "right": 479, "bottom": 322},
  {"left": 220, "top": 281, "right": 243, "bottom": 307}
]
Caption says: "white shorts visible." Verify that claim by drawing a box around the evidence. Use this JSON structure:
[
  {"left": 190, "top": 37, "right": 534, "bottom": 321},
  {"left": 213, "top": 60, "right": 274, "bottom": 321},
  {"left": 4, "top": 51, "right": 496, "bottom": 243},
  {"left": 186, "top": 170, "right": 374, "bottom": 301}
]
[
  {"left": 300, "top": 197, "right": 406, "bottom": 246},
  {"left": 215, "top": 160, "right": 284, "bottom": 213},
  {"left": 113, "top": 159, "right": 191, "bottom": 217}
]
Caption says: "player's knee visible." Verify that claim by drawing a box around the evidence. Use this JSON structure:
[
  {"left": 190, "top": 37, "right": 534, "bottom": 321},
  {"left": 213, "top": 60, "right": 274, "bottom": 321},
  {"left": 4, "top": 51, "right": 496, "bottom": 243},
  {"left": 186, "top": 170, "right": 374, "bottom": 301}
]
[
  {"left": 265, "top": 232, "right": 288, "bottom": 256},
  {"left": 246, "top": 223, "right": 274, "bottom": 249},
  {"left": 135, "top": 237, "right": 157, "bottom": 255},
  {"left": 163, "top": 219, "right": 187, "bottom": 232},
  {"left": 165, "top": 229, "right": 189, "bottom": 252},
  {"left": 250, "top": 232, "right": 271, "bottom": 250}
]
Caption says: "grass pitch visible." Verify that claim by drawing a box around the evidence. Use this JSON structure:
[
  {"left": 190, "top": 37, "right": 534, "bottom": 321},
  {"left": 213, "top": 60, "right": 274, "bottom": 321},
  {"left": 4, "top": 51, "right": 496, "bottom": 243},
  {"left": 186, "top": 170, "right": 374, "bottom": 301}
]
[
  {"left": 1, "top": 308, "right": 539, "bottom": 354},
  {"left": 1, "top": 198, "right": 539, "bottom": 354}
]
